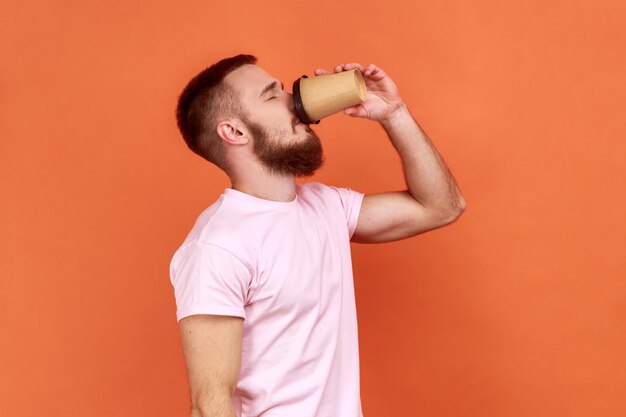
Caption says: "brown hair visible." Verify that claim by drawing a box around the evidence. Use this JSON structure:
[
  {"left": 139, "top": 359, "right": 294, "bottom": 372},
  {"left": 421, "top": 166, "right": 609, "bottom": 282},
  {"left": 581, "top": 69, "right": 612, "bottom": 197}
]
[{"left": 175, "top": 54, "right": 257, "bottom": 174}]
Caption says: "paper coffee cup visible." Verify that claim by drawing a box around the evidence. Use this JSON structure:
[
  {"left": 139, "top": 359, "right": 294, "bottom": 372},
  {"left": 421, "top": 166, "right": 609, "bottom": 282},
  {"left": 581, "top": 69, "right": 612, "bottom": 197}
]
[{"left": 292, "top": 68, "right": 367, "bottom": 124}]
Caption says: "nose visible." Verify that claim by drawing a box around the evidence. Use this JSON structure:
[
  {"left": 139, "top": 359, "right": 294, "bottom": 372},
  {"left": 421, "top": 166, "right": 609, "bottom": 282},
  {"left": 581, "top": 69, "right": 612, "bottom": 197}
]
[{"left": 287, "top": 92, "right": 296, "bottom": 114}]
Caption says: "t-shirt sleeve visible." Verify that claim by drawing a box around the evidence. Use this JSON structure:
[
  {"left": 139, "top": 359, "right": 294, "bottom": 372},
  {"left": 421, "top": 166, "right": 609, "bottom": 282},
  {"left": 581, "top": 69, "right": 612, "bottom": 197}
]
[
  {"left": 328, "top": 185, "right": 365, "bottom": 239},
  {"left": 169, "top": 241, "right": 252, "bottom": 322}
]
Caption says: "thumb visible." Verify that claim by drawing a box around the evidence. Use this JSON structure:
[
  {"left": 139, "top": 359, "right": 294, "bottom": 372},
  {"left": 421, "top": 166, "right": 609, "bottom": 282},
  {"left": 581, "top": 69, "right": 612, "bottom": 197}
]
[{"left": 344, "top": 104, "right": 364, "bottom": 117}]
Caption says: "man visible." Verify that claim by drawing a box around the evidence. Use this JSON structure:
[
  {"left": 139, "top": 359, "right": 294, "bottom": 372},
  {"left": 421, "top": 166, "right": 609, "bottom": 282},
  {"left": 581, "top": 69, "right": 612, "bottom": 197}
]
[{"left": 169, "top": 53, "right": 465, "bottom": 417}]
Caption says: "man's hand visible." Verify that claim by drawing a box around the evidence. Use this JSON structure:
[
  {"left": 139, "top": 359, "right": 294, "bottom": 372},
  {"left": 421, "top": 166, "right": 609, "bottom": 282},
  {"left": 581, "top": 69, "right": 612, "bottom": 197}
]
[{"left": 314, "top": 62, "right": 405, "bottom": 123}]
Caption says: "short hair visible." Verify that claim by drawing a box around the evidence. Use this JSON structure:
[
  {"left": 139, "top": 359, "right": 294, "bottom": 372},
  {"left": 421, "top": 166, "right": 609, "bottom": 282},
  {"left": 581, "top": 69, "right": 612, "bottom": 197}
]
[{"left": 175, "top": 54, "right": 258, "bottom": 174}]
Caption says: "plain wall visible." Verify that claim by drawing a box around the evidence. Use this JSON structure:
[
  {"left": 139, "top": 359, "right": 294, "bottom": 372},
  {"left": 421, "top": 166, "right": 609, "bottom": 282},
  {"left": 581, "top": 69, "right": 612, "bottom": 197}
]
[{"left": 1, "top": 1, "right": 625, "bottom": 416}]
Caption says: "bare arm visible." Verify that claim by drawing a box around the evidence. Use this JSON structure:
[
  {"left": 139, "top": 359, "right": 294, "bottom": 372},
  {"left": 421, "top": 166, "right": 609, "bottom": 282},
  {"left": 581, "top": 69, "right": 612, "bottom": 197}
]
[
  {"left": 350, "top": 102, "right": 465, "bottom": 243},
  {"left": 380, "top": 102, "right": 465, "bottom": 214},
  {"left": 313, "top": 62, "right": 465, "bottom": 244},
  {"left": 179, "top": 314, "right": 243, "bottom": 417}
]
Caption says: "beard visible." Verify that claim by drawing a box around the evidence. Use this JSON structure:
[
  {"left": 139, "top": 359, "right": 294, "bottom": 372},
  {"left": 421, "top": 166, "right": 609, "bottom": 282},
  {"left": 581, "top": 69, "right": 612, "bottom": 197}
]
[{"left": 243, "top": 116, "right": 326, "bottom": 178}]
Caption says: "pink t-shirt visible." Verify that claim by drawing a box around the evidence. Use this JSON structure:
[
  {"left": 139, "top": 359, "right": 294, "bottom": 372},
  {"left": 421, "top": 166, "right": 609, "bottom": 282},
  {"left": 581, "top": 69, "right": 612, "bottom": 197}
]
[{"left": 169, "top": 181, "right": 366, "bottom": 417}]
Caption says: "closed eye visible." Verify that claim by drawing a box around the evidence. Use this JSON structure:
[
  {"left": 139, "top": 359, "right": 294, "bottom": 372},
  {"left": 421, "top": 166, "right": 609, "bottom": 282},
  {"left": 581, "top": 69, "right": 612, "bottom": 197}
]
[{"left": 267, "top": 97, "right": 277, "bottom": 100}]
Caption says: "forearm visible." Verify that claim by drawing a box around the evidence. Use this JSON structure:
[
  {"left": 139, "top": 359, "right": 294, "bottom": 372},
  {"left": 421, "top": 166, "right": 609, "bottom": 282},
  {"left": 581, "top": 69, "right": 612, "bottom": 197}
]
[
  {"left": 380, "top": 102, "right": 465, "bottom": 214},
  {"left": 191, "top": 394, "right": 238, "bottom": 417}
]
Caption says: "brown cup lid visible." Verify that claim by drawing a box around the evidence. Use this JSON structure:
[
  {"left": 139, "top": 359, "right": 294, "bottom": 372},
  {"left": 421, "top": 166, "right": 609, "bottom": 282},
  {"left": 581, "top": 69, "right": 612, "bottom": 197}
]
[{"left": 292, "top": 75, "right": 320, "bottom": 125}]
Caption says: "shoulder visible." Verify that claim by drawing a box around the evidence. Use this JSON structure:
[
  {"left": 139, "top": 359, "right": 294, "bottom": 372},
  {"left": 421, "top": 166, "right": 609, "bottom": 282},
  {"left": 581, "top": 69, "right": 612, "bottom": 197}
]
[
  {"left": 298, "top": 180, "right": 341, "bottom": 197},
  {"left": 179, "top": 195, "right": 230, "bottom": 244},
  {"left": 172, "top": 194, "right": 257, "bottom": 267},
  {"left": 299, "top": 180, "right": 363, "bottom": 204}
]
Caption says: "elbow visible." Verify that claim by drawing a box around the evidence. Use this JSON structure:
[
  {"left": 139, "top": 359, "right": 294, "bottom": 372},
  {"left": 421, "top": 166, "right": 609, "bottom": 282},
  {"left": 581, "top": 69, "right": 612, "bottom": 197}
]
[
  {"left": 455, "top": 195, "right": 466, "bottom": 213},
  {"left": 442, "top": 196, "right": 466, "bottom": 223}
]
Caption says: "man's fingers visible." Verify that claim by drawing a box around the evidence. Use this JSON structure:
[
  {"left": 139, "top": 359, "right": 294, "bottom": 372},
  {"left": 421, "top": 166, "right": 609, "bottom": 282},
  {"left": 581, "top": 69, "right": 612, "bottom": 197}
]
[
  {"left": 336, "top": 63, "right": 364, "bottom": 72},
  {"left": 363, "top": 63, "right": 378, "bottom": 75},
  {"left": 314, "top": 68, "right": 332, "bottom": 75},
  {"left": 316, "top": 63, "right": 367, "bottom": 75}
]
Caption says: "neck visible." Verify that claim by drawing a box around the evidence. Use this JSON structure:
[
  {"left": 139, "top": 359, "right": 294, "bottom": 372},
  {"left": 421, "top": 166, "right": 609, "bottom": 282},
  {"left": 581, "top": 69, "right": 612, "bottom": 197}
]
[{"left": 229, "top": 172, "right": 297, "bottom": 203}]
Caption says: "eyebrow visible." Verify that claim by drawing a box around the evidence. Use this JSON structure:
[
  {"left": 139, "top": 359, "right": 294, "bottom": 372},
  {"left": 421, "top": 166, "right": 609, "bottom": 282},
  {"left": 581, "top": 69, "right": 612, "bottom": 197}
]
[{"left": 258, "top": 80, "right": 284, "bottom": 98}]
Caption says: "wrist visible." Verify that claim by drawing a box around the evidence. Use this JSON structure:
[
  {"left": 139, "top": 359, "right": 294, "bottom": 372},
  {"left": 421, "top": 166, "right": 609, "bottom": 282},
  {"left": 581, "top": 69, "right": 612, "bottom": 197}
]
[{"left": 380, "top": 102, "right": 409, "bottom": 127}]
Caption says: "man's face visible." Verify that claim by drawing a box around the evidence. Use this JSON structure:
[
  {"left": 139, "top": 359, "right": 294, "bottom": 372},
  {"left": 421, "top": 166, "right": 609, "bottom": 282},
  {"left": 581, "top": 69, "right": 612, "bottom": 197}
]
[{"left": 224, "top": 64, "right": 325, "bottom": 178}]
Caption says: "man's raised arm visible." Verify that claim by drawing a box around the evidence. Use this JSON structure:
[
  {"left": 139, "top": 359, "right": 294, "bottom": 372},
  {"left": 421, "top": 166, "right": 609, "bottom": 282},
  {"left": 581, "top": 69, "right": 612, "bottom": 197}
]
[{"left": 315, "top": 63, "right": 465, "bottom": 244}]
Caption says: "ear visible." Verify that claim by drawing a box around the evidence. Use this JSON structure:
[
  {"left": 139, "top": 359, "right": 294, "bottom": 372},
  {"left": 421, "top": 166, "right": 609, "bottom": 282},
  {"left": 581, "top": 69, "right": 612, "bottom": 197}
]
[{"left": 216, "top": 119, "right": 249, "bottom": 145}]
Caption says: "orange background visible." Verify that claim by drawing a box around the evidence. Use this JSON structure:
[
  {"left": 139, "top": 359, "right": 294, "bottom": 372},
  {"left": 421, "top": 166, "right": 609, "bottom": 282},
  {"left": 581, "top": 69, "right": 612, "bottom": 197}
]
[{"left": 2, "top": 1, "right": 625, "bottom": 416}]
